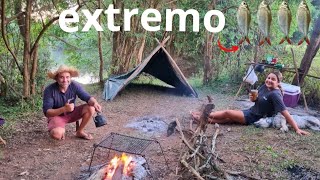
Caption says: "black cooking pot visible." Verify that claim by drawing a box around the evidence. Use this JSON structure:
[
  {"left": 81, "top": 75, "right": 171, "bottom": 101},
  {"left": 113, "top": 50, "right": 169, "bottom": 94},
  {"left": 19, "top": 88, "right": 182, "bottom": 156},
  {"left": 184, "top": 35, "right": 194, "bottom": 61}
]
[{"left": 93, "top": 113, "right": 107, "bottom": 128}]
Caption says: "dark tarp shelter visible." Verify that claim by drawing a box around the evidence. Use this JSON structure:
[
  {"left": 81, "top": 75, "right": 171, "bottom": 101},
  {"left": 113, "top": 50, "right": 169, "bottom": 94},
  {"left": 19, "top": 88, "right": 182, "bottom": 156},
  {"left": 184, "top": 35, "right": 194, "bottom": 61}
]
[{"left": 103, "top": 43, "right": 198, "bottom": 100}]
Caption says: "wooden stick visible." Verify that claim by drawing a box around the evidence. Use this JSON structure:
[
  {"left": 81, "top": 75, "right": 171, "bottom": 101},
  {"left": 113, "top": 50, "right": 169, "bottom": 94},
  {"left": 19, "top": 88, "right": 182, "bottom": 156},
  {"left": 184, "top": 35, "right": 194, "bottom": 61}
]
[
  {"left": 211, "top": 129, "right": 220, "bottom": 154},
  {"left": 175, "top": 119, "right": 205, "bottom": 159},
  {"left": 0, "top": 136, "right": 6, "bottom": 145},
  {"left": 234, "top": 82, "right": 244, "bottom": 101},
  {"left": 190, "top": 145, "right": 201, "bottom": 158},
  {"left": 291, "top": 48, "right": 309, "bottom": 112},
  {"left": 189, "top": 110, "right": 195, "bottom": 131},
  {"left": 180, "top": 154, "right": 205, "bottom": 180}
]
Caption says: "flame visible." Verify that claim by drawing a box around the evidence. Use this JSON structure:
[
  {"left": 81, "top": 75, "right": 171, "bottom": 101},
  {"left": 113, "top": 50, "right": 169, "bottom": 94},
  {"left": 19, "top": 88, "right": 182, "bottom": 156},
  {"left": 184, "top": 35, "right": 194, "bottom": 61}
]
[
  {"left": 121, "top": 153, "right": 133, "bottom": 175},
  {"left": 105, "top": 153, "right": 135, "bottom": 179},
  {"left": 105, "top": 156, "right": 120, "bottom": 179}
]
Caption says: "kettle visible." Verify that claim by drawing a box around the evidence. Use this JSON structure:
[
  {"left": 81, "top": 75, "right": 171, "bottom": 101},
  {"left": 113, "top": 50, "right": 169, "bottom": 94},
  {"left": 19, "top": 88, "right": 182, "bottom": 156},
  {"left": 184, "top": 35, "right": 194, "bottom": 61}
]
[{"left": 93, "top": 113, "right": 107, "bottom": 128}]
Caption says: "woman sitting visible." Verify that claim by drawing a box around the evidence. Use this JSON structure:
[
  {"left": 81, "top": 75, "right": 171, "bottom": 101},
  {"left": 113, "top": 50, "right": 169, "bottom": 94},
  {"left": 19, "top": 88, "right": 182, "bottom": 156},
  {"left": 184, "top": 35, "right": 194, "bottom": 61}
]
[{"left": 191, "top": 71, "right": 310, "bottom": 136}]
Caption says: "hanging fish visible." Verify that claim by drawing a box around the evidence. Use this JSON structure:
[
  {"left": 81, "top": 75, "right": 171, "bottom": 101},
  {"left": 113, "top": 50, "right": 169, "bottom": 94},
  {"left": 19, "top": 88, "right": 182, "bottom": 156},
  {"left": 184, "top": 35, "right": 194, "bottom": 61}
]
[
  {"left": 237, "top": 1, "right": 251, "bottom": 44},
  {"left": 297, "top": 0, "right": 311, "bottom": 45},
  {"left": 257, "top": 1, "right": 272, "bottom": 46},
  {"left": 278, "top": 1, "right": 292, "bottom": 44}
]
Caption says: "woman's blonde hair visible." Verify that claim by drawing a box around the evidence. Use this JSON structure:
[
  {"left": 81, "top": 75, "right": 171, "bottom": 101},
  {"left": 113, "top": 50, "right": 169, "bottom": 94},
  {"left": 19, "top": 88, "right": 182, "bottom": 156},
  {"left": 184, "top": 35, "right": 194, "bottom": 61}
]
[{"left": 271, "top": 71, "right": 284, "bottom": 95}]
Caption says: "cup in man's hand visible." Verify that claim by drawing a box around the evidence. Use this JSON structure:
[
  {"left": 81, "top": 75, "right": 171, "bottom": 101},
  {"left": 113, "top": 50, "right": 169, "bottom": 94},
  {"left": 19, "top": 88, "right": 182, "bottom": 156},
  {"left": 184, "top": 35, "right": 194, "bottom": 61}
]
[{"left": 250, "top": 89, "right": 258, "bottom": 102}]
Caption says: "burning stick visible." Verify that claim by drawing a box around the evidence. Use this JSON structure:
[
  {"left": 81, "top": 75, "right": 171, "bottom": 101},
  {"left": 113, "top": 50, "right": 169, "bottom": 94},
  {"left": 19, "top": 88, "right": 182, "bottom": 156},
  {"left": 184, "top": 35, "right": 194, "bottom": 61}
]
[{"left": 88, "top": 153, "right": 137, "bottom": 180}]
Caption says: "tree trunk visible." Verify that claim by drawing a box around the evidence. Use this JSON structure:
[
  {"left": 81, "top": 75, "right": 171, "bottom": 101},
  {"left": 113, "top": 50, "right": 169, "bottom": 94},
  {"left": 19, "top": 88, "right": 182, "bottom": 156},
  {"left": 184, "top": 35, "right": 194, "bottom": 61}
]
[
  {"left": 110, "top": 0, "right": 123, "bottom": 74},
  {"left": 111, "top": 0, "right": 148, "bottom": 75},
  {"left": 98, "top": 0, "right": 104, "bottom": 83},
  {"left": 292, "top": 15, "right": 320, "bottom": 85},
  {"left": 30, "top": 44, "right": 38, "bottom": 95},
  {"left": 22, "top": 0, "right": 32, "bottom": 97},
  {"left": 0, "top": 72, "right": 7, "bottom": 96},
  {"left": 203, "top": 0, "right": 216, "bottom": 85},
  {"left": 136, "top": 33, "right": 146, "bottom": 64}
]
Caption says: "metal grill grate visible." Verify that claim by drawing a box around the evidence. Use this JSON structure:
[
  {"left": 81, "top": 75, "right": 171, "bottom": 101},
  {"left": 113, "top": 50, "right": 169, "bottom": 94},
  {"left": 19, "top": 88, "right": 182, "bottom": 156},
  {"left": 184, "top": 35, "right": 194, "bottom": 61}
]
[{"left": 96, "top": 132, "right": 154, "bottom": 155}]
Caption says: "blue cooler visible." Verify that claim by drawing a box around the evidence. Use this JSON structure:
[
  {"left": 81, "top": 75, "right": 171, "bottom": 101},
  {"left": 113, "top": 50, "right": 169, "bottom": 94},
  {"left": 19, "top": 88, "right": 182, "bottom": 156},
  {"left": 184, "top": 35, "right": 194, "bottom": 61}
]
[{"left": 280, "top": 82, "right": 301, "bottom": 108}]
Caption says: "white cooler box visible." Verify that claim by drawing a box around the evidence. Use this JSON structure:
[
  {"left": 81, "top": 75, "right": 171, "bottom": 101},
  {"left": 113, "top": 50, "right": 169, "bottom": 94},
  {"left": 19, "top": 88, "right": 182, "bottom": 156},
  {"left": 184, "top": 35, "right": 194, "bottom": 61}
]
[{"left": 280, "top": 82, "right": 301, "bottom": 108}]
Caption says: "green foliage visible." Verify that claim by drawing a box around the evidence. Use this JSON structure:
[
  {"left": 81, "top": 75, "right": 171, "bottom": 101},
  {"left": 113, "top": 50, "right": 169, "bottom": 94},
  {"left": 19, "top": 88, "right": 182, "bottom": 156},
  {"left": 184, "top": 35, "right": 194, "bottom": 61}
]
[
  {"left": 62, "top": 29, "right": 112, "bottom": 76},
  {"left": 131, "top": 73, "right": 173, "bottom": 87},
  {"left": 188, "top": 75, "right": 204, "bottom": 88},
  {"left": 0, "top": 95, "right": 43, "bottom": 137},
  {"left": 0, "top": 0, "right": 319, "bottom": 106}
]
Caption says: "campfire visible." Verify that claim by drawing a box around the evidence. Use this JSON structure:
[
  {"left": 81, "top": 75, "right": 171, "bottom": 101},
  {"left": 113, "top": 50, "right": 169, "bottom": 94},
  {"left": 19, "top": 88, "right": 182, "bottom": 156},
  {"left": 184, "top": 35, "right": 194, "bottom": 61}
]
[
  {"left": 105, "top": 153, "right": 134, "bottom": 179},
  {"left": 88, "top": 153, "right": 147, "bottom": 180}
]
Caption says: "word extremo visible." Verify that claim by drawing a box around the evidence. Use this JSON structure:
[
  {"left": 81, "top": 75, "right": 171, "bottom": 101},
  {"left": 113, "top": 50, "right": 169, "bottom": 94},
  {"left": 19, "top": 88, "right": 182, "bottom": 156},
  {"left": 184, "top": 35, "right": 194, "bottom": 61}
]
[{"left": 59, "top": 4, "right": 225, "bottom": 33}]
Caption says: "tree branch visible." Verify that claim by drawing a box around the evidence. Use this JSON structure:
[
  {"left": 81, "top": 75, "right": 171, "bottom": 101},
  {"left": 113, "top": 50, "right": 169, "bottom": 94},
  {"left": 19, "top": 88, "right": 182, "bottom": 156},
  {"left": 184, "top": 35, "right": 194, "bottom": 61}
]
[
  {"left": 1, "top": 0, "right": 22, "bottom": 74},
  {"left": 4, "top": 11, "right": 25, "bottom": 24},
  {"left": 30, "top": 3, "right": 84, "bottom": 55},
  {"left": 48, "top": 34, "right": 80, "bottom": 50}
]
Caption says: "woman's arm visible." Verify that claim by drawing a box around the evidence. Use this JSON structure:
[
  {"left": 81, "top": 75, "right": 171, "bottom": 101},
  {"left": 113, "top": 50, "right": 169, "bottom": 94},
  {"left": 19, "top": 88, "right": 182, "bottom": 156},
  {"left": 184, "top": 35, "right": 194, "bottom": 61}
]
[{"left": 280, "top": 110, "right": 310, "bottom": 135}]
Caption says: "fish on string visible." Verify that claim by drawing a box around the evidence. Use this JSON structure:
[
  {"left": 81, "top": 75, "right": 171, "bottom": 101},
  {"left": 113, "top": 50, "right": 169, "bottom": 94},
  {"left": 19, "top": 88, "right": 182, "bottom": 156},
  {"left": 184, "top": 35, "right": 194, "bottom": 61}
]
[
  {"left": 257, "top": 0, "right": 272, "bottom": 46},
  {"left": 237, "top": 1, "right": 251, "bottom": 45},
  {"left": 297, "top": 0, "right": 311, "bottom": 45},
  {"left": 278, "top": 1, "right": 292, "bottom": 45}
]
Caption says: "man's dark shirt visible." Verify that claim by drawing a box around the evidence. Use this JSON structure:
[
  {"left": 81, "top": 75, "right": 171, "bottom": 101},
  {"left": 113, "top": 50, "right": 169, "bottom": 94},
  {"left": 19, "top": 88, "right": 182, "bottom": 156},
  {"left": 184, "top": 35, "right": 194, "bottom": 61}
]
[{"left": 42, "top": 81, "right": 91, "bottom": 116}]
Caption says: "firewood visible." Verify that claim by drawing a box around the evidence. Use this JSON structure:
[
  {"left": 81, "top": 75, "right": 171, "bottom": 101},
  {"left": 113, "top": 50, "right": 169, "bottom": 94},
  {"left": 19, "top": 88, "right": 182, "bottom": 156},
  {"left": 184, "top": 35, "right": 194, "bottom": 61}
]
[
  {"left": 211, "top": 128, "right": 219, "bottom": 154},
  {"left": 180, "top": 154, "right": 205, "bottom": 180},
  {"left": 177, "top": 96, "right": 225, "bottom": 179},
  {"left": 0, "top": 136, "right": 6, "bottom": 145},
  {"left": 87, "top": 166, "right": 107, "bottom": 180},
  {"left": 175, "top": 118, "right": 205, "bottom": 160}
]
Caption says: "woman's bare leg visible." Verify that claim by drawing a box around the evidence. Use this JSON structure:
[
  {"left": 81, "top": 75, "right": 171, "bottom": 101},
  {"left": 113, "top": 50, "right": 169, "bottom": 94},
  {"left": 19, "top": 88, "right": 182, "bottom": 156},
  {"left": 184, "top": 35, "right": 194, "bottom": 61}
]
[
  {"left": 191, "top": 110, "right": 246, "bottom": 124},
  {"left": 209, "top": 110, "right": 246, "bottom": 124}
]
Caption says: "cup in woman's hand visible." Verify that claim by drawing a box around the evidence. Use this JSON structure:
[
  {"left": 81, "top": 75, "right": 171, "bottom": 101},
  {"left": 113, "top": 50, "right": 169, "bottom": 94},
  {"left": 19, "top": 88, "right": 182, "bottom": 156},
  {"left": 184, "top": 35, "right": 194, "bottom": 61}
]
[{"left": 250, "top": 89, "right": 258, "bottom": 102}]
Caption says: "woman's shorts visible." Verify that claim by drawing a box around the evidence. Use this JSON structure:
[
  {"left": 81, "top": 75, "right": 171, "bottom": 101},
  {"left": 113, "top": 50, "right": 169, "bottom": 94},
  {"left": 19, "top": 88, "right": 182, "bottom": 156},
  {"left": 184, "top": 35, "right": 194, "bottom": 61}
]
[{"left": 242, "top": 109, "right": 263, "bottom": 125}]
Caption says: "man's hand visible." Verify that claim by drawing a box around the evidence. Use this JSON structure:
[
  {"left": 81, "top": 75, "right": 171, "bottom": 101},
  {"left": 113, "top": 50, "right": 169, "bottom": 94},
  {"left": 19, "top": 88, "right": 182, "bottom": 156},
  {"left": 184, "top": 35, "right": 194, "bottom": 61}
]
[
  {"left": 88, "top": 97, "right": 102, "bottom": 113},
  {"left": 64, "top": 100, "right": 74, "bottom": 113},
  {"left": 93, "top": 102, "right": 102, "bottom": 113}
]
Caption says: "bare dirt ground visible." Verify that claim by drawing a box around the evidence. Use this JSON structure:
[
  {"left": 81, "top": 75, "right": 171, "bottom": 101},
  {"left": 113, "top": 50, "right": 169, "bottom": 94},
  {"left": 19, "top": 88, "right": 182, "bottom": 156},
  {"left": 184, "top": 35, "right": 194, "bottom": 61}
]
[{"left": 0, "top": 84, "right": 320, "bottom": 180}]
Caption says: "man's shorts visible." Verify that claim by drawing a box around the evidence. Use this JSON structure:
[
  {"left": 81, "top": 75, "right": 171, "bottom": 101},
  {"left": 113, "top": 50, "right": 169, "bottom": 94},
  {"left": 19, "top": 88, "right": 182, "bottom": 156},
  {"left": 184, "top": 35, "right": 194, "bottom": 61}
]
[
  {"left": 242, "top": 109, "right": 263, "bottom": 125},
  {"left": 47, "top": 104, "right": 86, "bottom": 131}
]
